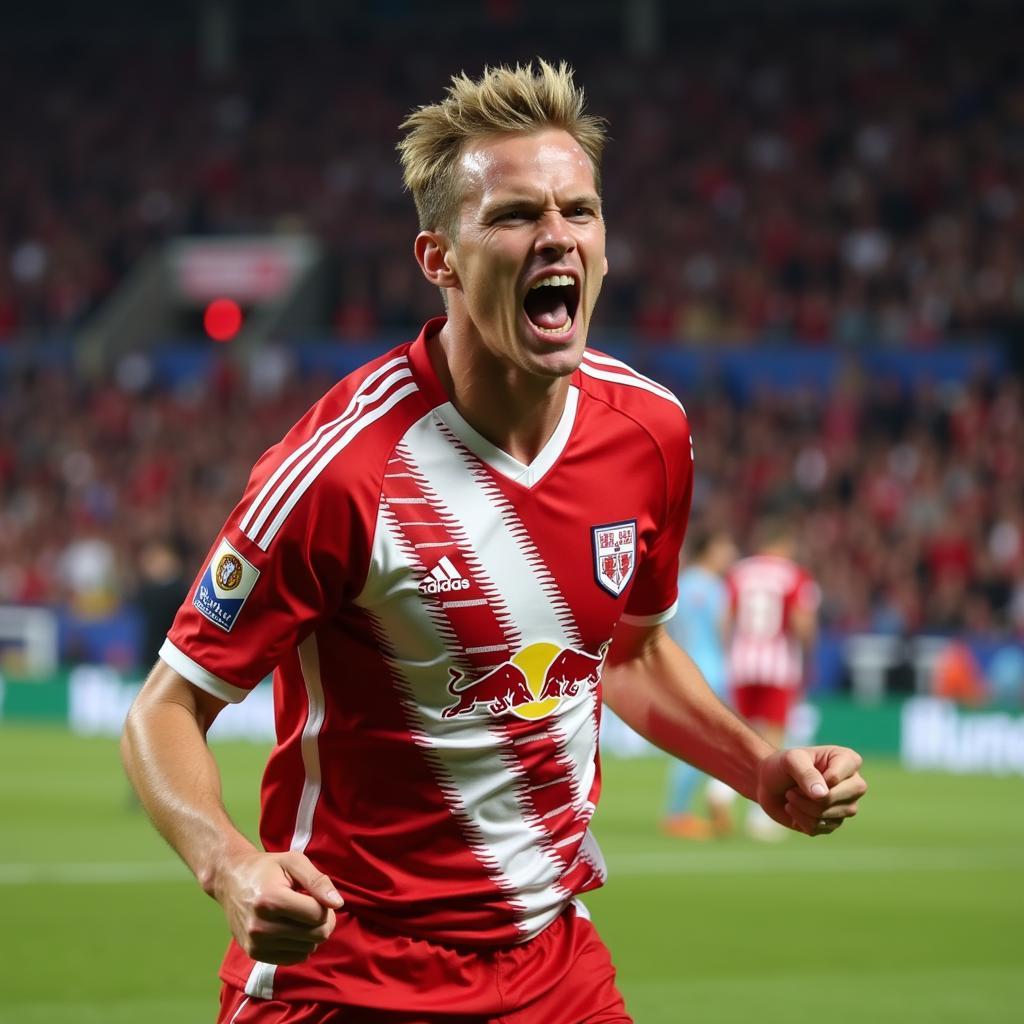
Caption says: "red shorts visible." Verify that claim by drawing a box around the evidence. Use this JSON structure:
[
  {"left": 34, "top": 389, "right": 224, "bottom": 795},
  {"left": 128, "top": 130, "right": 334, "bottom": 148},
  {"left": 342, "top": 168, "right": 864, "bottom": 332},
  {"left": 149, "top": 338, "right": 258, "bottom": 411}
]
[
  {"left": 216, "top": 906, "right": 630, "bottom": 1024},
  {"left": 733, "top": 683, "right": 794, "bottom": 727}
]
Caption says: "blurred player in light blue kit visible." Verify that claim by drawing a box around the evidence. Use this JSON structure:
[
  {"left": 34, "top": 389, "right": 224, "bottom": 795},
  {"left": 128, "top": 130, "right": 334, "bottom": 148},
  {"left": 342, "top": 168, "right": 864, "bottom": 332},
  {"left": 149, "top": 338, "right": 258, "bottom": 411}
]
[{"left": 662, "top": 528, "right": 738, "bottom": 838}]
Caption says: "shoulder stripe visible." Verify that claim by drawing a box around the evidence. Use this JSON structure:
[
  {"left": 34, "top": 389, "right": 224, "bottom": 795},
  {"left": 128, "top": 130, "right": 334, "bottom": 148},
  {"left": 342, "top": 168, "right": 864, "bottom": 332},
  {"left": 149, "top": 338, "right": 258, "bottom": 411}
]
[
  {"left": 583, "top": 349, "right": 668, "bottom": 381},
  {"left": 253, "top": 380, "right": 419, "bottom": 550},
  {"left": 579, "top": 358, "right": 685, "bottom": 412},
  {"left": 241, "top": 366, "right": 416, "bottom": 549},
  {"left": 582, "top": 351, "right": 684, "bottom": 410},
  {"left": 240, "top": 355, "right": 409, "bottom": 535}
]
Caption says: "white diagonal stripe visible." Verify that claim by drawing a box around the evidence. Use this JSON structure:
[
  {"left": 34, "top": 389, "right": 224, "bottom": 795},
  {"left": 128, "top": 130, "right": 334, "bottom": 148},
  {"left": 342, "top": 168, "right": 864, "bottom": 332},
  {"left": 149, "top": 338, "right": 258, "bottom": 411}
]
[
  {"left": 403, "top": 424, "right": 576, "bottom": 649},
  {"left": 386, "top": 415, "right": 604, "bottom": 933},
  {"left": 353, "top": 415, "right": 586, "bottom": 938},
  {"left": 542, "top": 802, "right": 575, "bottom": 819},
  {"left": 554, "top": 831, "right": 586, "bottom": 849},
  {"left": 530, "top": 776, "right": 571, "bottom": 790},
  {"left": 549, "top": 695, "right": 600, "bottom": 825},
  {"left": 404, "top": 420, "right": 602, "bottom": 842},
  {"left": 514, "top": 732, "right": 551, "bottom": 747}
]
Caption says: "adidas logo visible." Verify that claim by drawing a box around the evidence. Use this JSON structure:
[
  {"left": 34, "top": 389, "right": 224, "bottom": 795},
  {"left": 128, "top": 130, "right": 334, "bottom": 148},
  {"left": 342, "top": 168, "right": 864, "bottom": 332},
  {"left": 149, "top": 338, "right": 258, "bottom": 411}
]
[{"left": 419, "top": 556, "right": 470, "bottom": 594}]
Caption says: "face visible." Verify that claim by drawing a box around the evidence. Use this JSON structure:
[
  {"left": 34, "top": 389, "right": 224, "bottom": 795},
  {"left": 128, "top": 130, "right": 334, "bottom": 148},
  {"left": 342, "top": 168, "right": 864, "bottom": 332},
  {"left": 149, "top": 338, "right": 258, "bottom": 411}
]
[{"left": 442, "top": 128, "right": 607, "bottom": 380}]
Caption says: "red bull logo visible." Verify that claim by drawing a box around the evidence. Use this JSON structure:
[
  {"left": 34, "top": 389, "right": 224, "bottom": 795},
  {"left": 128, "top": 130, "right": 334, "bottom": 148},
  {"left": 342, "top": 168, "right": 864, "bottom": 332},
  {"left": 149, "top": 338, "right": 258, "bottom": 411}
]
[{"left": 441, "top": 642, "right": 609, "bottom": 720}]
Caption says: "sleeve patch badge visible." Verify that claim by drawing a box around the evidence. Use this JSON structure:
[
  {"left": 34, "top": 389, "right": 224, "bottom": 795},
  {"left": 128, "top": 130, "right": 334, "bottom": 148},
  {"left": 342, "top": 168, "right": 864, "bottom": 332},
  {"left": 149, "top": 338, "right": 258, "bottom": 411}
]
[
  {"left": 193, "top": 537, "right": 261, "bottom": 632},
  {"left": 592, "top": 520, "right": 637, "bottom": 597}
]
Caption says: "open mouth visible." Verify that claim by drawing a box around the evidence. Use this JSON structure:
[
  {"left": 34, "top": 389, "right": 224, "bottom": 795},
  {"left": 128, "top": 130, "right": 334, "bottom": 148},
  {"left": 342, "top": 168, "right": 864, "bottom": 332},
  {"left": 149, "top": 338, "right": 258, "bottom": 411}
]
[{"left": 522, "top": 274, "right": 581, "bottom": 337}]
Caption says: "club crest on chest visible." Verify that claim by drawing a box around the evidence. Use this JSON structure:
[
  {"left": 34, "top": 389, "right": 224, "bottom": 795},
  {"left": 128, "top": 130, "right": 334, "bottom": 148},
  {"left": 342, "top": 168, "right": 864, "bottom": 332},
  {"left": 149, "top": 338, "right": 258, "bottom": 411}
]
[{"left": 591, "top": 520, "right": 637, "bottom": 598}]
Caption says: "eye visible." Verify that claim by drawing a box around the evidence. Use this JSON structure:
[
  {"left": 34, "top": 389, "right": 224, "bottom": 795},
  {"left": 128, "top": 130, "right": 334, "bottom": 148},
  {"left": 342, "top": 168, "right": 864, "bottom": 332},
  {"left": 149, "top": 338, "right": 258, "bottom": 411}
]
[{"left": 569, "top": 205, "right": 597, "bottom": 221}]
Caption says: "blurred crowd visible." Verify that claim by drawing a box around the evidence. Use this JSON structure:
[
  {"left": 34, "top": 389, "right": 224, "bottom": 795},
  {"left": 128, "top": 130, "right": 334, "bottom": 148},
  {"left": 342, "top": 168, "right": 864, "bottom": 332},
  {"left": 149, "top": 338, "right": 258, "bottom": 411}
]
[
  {"left": 1, "top": 352, "right": 1022, "bottom": 648},
  {"left": 681, "top": 366, "right": 1024, "bottom": 639},
  {"left": 0, "top": 356, "right": 325, "bottom": 626},
  {"left": 1, "top": 6, "right": 1023, "bottom": 344},
  {"left": 1, "top": 4, "right": 1023, "bottom": 676}
]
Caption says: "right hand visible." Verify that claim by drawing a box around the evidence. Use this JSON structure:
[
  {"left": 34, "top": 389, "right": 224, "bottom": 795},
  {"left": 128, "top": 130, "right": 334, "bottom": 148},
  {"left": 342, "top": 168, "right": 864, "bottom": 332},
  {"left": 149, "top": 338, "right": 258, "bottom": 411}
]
[
  {"left": 756, "top": 745, "right": 866, "bottom": 836},
  {"left": 212, "top": 849, "right": 344, "bottom": 965}
]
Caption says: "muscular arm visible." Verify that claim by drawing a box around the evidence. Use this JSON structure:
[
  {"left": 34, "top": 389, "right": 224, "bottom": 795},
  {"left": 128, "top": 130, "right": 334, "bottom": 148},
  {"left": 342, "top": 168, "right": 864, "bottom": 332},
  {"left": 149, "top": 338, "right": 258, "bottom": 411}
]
[
  {"left": 602, "top": 620, "right": 867, "bottom": 834},
  {"left": 602, "top": 621, "right": 771, "bottom": 800},
  {"left": 122, "top": 660, "right": 343, "bottom": 964},
  {"left": 121, "top": 660, "right": 251, "bottom": 890}
]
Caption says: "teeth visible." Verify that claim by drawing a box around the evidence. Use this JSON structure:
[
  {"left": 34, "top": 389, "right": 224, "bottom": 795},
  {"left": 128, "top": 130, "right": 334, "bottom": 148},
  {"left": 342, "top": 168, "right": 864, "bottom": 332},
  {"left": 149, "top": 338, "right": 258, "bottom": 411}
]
[
  {"left": 530, "top": 274, "right": 575, "bottom": 290},
  {"left": 534, "top": 314, "right": 574, "bottom": 336}
]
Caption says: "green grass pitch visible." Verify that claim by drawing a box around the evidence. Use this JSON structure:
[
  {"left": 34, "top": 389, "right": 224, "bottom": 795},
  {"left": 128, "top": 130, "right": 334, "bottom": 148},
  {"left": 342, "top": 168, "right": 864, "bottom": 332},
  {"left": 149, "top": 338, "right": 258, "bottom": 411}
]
[{"left": 1, "top": 725, "right": 1021, "bottom": 1023}]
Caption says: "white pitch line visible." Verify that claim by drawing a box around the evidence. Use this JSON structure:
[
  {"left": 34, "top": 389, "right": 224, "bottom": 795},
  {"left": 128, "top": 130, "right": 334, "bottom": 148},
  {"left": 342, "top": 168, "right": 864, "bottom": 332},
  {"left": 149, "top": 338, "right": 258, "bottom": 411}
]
[
  {"left": 0, "top": 846, "right": 1019, "bottom": 886},
  {"left": 607, "top": 846, "right": 1024, "bottom": 876},
  {"left": 0, "top": 861, "right": 190, "bottom": 885}
]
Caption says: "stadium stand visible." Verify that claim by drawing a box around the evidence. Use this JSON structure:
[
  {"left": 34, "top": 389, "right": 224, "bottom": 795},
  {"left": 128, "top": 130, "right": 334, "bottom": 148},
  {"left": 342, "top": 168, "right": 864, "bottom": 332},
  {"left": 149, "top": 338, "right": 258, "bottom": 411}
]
[
  {"left": 1, "top": 1, "right": 1022, "bottom": 690},
  {"left": 1, "top": 4, "right": 1022, "bottom": 343}
]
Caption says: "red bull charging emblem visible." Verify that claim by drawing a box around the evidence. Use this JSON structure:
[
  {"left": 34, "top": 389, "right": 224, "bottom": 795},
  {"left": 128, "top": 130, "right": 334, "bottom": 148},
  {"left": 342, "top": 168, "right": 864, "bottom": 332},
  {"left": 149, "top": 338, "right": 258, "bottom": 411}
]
[{"left": 441, "top": 642, "right": 608, "bottom": 721}]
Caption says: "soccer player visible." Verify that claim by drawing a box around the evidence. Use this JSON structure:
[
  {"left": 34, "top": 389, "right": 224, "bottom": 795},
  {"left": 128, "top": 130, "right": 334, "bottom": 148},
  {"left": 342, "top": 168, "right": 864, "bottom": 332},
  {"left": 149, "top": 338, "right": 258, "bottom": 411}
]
[
  {"left": 121, "top": 61, "right": 867, "bottom": 1023},
  {"left": 725, "top": 518, "right": 821, "bottom": 839},
  {"left": 662, "top": 527, "right": 737, "bottom": 839}
]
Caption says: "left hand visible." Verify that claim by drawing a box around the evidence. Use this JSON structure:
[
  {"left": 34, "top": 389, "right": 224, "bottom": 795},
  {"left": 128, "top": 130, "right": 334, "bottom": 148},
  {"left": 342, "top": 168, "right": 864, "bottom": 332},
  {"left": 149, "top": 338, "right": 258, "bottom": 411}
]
[{"left": 756, "top": 746, "right": 867, "bottom": 837}]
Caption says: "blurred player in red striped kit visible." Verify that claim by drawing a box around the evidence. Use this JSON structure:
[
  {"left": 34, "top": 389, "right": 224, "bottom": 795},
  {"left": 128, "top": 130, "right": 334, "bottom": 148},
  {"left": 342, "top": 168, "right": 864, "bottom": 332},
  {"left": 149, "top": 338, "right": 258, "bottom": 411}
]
[
  {"left": 121, "top": 62, "right": 866, "bottom": 1022},
  {"left": 707, "top": 519, "right": 822, "bottom": 840}
]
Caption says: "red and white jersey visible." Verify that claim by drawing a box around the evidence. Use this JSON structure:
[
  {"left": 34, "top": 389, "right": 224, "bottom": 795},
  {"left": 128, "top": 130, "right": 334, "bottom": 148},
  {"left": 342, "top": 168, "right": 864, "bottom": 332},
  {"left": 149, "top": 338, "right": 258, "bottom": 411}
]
[
  {"left": 727, "top": 554, "right": 819, "bottom": 689},
  {"left": 161, "top": 318, "right": 692, "bottom": 1000}
]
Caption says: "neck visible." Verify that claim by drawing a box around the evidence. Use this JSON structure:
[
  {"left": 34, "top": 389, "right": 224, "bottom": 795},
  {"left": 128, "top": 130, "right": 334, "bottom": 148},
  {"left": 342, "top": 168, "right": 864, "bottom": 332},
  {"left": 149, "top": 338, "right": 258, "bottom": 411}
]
[{"left": 431, "top": 322, "right": 572, "bottom": 465}]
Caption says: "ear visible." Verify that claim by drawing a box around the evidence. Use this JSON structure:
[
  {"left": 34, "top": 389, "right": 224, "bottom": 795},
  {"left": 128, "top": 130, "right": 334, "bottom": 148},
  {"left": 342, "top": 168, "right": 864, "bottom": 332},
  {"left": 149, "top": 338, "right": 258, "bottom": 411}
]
[
  {"left": 602, "top": 254, "right": 609, "bottom": 277},
  {"left": 414, "top": 231, "right": 460, "bottom": 290}
]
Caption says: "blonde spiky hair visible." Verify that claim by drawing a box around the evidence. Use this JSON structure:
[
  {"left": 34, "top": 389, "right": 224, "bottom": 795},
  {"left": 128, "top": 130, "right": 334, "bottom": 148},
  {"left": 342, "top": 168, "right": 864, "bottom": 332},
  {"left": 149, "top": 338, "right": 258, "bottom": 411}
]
[{"left": 397, "top": 59, "right": 607, "bottom": 239}]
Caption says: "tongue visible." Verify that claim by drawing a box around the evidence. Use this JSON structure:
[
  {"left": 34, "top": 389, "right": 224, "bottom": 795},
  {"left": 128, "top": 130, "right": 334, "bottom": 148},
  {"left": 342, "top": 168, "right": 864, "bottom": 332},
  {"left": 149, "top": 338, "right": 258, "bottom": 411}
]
[{"left": 524, "top": 289, "right": 570, "bottom": 329}]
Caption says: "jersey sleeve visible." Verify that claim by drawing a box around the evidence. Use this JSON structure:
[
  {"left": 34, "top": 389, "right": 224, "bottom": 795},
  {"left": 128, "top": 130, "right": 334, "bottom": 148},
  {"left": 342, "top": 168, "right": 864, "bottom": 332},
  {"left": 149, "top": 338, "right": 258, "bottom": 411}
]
[
  {"left": 160, "top": 441, "right": 362, "bottom": 703},
  {"left": 621, "top": 410, "right": 694, "bottom": 626}
]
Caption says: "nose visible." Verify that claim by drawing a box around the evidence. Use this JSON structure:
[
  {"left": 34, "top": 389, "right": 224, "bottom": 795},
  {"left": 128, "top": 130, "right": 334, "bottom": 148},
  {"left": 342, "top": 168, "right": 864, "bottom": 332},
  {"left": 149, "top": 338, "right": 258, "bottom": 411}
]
[{"left": 534, "top": 211, "right": 575, "bottom": 258}]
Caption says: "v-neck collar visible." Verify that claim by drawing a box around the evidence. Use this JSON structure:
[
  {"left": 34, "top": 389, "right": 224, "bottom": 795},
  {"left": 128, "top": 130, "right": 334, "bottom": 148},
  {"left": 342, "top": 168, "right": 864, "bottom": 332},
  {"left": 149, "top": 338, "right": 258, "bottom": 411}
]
[{"left": 408, "top": 318, "right": 580, "bottom": 489}]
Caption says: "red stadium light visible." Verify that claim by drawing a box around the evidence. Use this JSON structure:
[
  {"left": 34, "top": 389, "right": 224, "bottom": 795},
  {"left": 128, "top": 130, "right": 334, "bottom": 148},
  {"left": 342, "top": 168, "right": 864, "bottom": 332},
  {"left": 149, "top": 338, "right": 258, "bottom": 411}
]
[{"left": 203, "top": 298, "right": 244, "bottom": 342}]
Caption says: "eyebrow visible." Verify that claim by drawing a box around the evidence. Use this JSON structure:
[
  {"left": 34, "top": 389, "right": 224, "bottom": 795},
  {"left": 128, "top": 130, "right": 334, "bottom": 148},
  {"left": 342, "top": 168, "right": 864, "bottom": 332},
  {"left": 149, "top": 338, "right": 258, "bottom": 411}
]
[{"left": 481, "top": 193, "right": 602, "bottom": 217}]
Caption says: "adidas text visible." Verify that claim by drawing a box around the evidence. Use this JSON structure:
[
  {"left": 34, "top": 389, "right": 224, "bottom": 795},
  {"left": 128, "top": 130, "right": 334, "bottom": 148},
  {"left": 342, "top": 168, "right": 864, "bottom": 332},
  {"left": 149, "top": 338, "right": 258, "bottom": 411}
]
[{"left": 419, "top": 577, "right": 471, "bottom": 594}]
